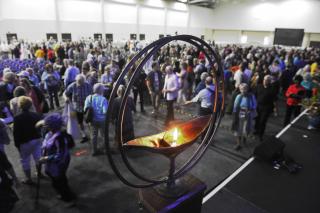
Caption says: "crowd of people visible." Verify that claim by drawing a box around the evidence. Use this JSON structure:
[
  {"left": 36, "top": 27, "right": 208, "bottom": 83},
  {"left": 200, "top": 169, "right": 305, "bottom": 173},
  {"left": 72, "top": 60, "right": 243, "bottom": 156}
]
[{"left": 0, "top": 37, "right": 320, "bottom": 211}]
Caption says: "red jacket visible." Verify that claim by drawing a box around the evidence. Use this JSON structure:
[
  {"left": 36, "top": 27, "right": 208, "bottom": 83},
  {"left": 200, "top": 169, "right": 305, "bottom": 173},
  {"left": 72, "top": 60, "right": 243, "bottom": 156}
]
[
  {"left": 47, "top": 49, "right": 55, "bottom": 60},
  {"left": 285, "top": 84, "right": 305, "bottom": 106}
]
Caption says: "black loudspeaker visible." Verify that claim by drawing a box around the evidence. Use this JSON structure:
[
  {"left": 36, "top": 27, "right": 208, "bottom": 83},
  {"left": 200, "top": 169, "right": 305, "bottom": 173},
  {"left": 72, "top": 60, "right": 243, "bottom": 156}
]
[{"left": 254, "top": 137, "right": 285, "bottom": 162}]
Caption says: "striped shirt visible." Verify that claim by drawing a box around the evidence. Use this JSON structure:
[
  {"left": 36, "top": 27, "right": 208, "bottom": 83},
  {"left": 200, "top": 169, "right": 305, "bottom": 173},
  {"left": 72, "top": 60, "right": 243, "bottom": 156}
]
[{"left": 65, "top": 82, "right": 92, "bottom": 112}]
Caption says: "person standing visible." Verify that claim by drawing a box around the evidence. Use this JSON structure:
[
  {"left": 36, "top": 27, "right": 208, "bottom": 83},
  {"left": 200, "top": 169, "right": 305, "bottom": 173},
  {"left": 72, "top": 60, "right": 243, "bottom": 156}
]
[
  {"left": 39, "top": 113, "right": 76, "bottom": 203},
  {"left": 283, "top": 75, "right": 305, "bottom": 126},
  {"left": 194, "top": 59, "right": 206, "bottom": 87},
  {"left": 163, "top": 66, "right": 179, "bottom": 126},
  {"left": 34, "top": 47, "right": 45, "bottom": 63},
  {"left": 254, "top": 75, "right": 276, "bottom": 141},
  {"left": 10, "top": 86, "right": 36, "bottom": 116},
  {"left": 13, "top": 96, "right": 42, "bottom": 184},
  {"left": 65, "top": 74, "right": 92, "bottom": 143},
  {"left": 185, "top": 76, "right": 215, "bottom": 116},
  {"left": 147, "top": 62, "right": 163, "bottom": 115},
  {"left": 232, "top": 83, "right": 257, "bottom": 150},
  {"left": 43, "top": 64, "right": 61, "bottom": 110},
  {"left": 112, "top": 85, "right": 136, "bottom": 143},
  {"left": 20, "top": 78, "right": 45, "bottom": 114},
  {"left": 0, "top": 72, "right": 17, "bottom": 103},
  {"left": 132, "top": 68, "right": 147, "bottom": 113},
  {"left": 84, "top": 83, "right": 108, "bottom": 156},
  {"left": 176, "top": 61, "right": 189, "bottom": 106},
  {"left": 64, "top": 59, "right": 80, "bottom": 88}
]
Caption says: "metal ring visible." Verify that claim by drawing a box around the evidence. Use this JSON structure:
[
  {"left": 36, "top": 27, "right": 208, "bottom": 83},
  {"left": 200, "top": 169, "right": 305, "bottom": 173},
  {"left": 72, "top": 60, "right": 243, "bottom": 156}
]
[{"left": 105, "top": 35, "right": 225, "bottom": 188}]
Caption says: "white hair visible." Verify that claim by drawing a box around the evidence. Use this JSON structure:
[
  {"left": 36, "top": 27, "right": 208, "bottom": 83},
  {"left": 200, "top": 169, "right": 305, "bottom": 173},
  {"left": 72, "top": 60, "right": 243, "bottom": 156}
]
[
  {"left": 117, "top": 84, "right": 126, "bottom": 97},
  {"left": 75, "top": 74, "right": 86, "bottom": 85},
  {"left": 93, "top": 83, "right": 105, "bottom": 94}
]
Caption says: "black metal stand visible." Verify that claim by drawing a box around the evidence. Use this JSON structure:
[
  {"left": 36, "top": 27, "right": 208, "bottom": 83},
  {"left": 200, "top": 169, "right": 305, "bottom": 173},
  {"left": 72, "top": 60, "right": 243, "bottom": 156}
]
[{"left": 139, "top": 175, "right": 206, "bottom": 213}]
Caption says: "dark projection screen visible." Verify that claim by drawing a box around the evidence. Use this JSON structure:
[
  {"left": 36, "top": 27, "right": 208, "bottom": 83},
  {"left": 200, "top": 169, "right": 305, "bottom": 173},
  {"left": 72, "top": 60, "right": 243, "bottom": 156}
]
[{"left": 273, "top": 28, "right": 304, "bottom": 46}]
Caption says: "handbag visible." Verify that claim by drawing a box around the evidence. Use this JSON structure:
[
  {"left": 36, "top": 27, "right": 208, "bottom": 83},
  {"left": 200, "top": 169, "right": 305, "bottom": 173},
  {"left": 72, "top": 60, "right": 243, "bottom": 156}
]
[
  {"left": 84, "top": 95, "right": 94, "bottom": 123},
  {"left": 63, "top": 103, "right": 81, "bottom": 140}
]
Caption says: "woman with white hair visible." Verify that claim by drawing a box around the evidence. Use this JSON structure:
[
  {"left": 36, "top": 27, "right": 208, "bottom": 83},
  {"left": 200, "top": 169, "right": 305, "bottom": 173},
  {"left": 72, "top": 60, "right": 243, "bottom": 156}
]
[
  {"left": 231, "top": 83, "right": 257, "bottom": 150},
  {"left": 84, "top": 83, "right": 108, "bottom": 156},
  {"left": 112, "top": 85, "right": 136, "bottom": 143},
  {"left": 65, "top": 74, "right": 93, "bottom": 143},
  {"left": 162, "top": 65, "right": 179, "bottom": 126}
]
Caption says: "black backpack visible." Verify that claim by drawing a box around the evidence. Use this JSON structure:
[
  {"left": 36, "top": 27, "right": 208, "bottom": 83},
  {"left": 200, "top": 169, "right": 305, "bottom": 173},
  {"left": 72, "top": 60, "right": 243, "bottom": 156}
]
[
  {"left": 254, "top": 137, "right": 302, "bottom": 174},
  {"left": 57, "top": 131, "right": 75, "bottom": 149}
]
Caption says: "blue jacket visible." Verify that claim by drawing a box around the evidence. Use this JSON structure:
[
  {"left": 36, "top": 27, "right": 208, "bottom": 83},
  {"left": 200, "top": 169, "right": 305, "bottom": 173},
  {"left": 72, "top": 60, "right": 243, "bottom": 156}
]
[{"left": 84, "top": 94, "right": 108, "bottom": 122}]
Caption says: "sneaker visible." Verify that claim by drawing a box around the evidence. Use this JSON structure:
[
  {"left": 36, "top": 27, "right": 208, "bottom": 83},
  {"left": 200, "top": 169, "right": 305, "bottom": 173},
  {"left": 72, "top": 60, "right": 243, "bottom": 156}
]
[
  {"left": 80, "top": 137, "right": 89, "bottom": 143},
  {"left": 92, "top": 150, "right": 104, "bottom": 156},
  {"left": 308, "top": 125, "right": 315, "bottom": 130},
  {"left": 34, "top": 172, "right": 46, "bottom": 179},
  {"left": 233, "top": 144, "right": 242, "bottom": 150},
  {"left": 22, "top": 179, "right": 34, "bottom": 185},
  {"left": 63, "top": 201, "right": 76, "bottom": 208}
]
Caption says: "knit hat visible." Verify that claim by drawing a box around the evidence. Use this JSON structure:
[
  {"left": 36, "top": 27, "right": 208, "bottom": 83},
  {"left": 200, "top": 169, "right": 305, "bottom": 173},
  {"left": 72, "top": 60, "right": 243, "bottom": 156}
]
[{"left": 43, "top": 113, "right": 64, "bottom": 131}]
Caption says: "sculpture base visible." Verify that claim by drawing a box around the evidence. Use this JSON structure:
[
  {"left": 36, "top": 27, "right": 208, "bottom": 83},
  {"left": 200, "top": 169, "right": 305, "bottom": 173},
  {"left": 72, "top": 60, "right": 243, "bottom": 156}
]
[
  {"left": 138, "top": 175, "right": 206, "bottom": 213},
  {"left": 154, "top": 178, "right": 188, "bottom": 198}
]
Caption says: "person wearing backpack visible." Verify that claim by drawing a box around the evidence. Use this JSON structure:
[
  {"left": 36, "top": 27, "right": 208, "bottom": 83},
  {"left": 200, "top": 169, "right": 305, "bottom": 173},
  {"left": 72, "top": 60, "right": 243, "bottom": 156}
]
[
  {"left": 232, "top": 83, "right": 257, "bottom": 150},
  {"left": 84, "top": 83, "right": 108, "bottom": 156},
  {"left": 39, "top": 113, "right": 76, "bottom": 203},
  {"left": 43, "top": 64, "right": 60, "bottom": 110},
  {"left": 184, "top": 76, "right": 215, "bottom": 116}
]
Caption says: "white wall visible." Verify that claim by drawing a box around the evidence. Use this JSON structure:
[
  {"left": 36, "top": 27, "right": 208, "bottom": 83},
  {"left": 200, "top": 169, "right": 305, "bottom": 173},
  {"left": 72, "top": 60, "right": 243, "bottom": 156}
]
[
  {"left": 0, "top": 0, "right": 193, "bottom": 42},
  {"left": 0, "top": 0, "right": 3, "bottom": 21},
  {"left": 1, "top": 0, "right": 56, "bottom": 21},
  {"left": 0, "top": 0, "right": 320, "bottom": 45},
  {"left": 210, "top": 0, "right": 320, "bottom": 32}
]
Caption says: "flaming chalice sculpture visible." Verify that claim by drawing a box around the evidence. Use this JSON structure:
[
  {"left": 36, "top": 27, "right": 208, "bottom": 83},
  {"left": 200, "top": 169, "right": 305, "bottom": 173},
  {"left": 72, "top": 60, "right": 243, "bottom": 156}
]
[{"left": 105, "top": 35, "right": 225, "bottom": 206}]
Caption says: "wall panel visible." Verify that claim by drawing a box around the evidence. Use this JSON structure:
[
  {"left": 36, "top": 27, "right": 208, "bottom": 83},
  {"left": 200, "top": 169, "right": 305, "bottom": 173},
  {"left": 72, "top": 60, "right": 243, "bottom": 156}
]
[
  {"left": 104, "top": 3, "right": 136, "bottom": 24},
  {"left": 139, "top": 7, "right": 164, "bottom": 26},
  {"left": 1, "top": 0, "right": 55, "bottom": 20},
  {"left": 58, "top": 0, "right": 100, "bottom": 22},
  {"left": 167, "top": 10, "right": 188, "bottom": 27},
  {"left": 213, "top": 30, "right": 241, "bottom": 44}
]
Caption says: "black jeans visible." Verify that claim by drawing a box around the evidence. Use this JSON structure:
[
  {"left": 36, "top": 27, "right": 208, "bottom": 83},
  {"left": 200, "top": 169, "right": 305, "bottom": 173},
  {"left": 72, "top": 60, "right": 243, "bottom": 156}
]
[
  {"left": 165, "top": 100, "right": 175, "bottom": 126},
  {"left": 199, "top": 107, "right": 212, "bottom": 116},
  {"left": 226, "top": 89, "right": 240, "bottom": 114},
  {"left": 48, "top": 88, "right": 60, "bottom": 110},
  {"left": 284, "top": 105, "right": 301, "bottom": 126},
  {"left": 49, "top": 174, "right": 75, "bottom": 202},
  {"left": 255, "top": 107, "right": 272, "bottom": 139},
  {"left": 133, "top": 89, "right": 144, "bottom": 112}
]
